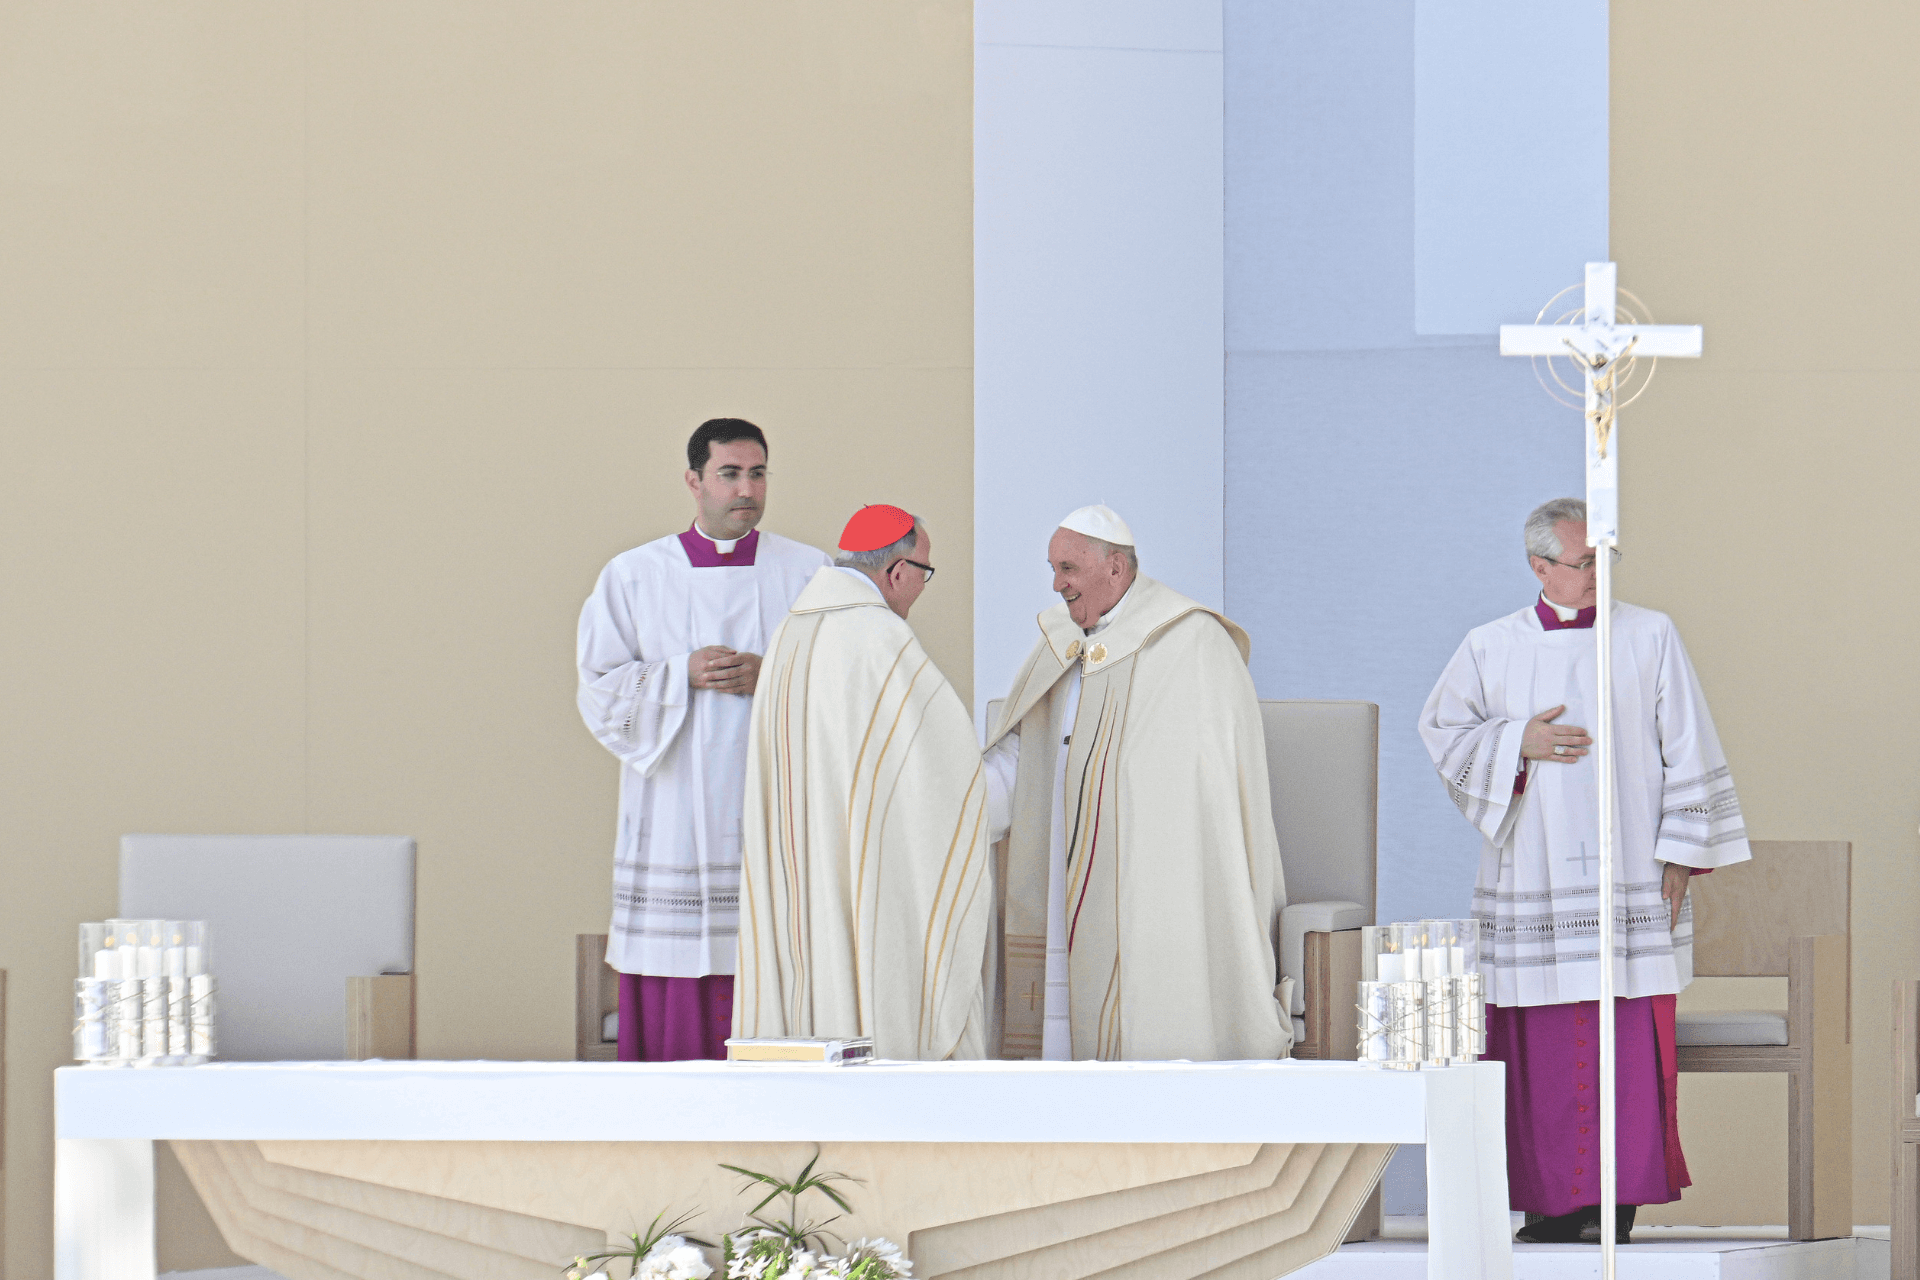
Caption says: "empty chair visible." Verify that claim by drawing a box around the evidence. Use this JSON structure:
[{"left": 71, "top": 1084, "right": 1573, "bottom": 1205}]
[
  {"left": 1677, "top": 839, "right": 1850, "bottom": 1240},
  {"left": 1259, "top": 700, "right": 1378, "bottom": 1060},
  {"left": 120, "top": 834, "right": 416, "bottom": 1061}
]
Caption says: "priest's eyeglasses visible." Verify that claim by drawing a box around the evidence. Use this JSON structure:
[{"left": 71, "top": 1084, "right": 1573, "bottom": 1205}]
[
  {"left": 1541, "top": 548, "right": 1622, "bottom": 572},
  {"left": 891, "top": 558, "right": 936, "bottom": 583}
]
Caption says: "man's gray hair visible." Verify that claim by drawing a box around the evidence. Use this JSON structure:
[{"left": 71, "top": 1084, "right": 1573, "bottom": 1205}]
[
  {"left": 834, "top": 519, "right": 925, "bottom": 572},
  {"left": 1082, "top": 535, "right": 1138, "bottom": 574},
  {"left": 1524, "top": 498, "right": 1587, "bottom": 560}
]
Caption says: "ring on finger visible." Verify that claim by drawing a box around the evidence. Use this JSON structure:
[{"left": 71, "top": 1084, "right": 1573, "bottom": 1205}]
[{"left": 1553, "top": 745, "right": 1567, "bottom": 756}]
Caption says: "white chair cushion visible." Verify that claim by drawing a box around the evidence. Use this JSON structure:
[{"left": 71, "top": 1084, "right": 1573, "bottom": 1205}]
[
  {"left": 603, "top": 1011, "right": 619, "bottom": 1043},
  {"left": 1674, "top": 1009, "right": 1789, "bottom": 1046},
  {"left": 1278, "top": 900, "right": 1369, "bottom": 1015}
]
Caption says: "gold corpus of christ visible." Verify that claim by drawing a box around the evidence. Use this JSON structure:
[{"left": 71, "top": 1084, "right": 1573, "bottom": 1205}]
[{"left": 1527, "top": 283, "right": 1663, "bottom": 461}]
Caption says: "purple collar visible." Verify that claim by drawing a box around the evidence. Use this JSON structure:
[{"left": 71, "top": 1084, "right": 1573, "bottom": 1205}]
[
  {"left": 1535, "top": 597, "right": 1596, "bottom": 630},
  {"left": 678, "top": 526, "right": 760, "bottom": 568}
]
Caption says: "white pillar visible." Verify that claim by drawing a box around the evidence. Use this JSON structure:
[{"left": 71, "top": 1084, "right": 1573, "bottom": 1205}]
[
  {"left": 55, "top": 1137, "right": 156, "bottom": 1280},
  {"left": 973, "top": 1, "right": 1224, "bottom": 723}
]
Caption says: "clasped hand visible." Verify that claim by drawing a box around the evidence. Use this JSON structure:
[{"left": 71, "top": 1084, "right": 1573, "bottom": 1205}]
[
  {"left": 1520, "top": 705, "right": 1591, "bottom": 762},
  {"left": 689, "top": 645, "right": 762, "bottom": 695}
]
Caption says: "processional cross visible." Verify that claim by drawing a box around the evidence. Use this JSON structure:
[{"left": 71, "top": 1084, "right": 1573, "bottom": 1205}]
[{"left": 1500, "top": 262, "right": 1701, "bottom": 1280}]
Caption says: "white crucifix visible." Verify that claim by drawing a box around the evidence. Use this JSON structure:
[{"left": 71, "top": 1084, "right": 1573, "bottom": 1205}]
[{"left": 1500, "top": 262, "right": 1703, "bottom": 1280}]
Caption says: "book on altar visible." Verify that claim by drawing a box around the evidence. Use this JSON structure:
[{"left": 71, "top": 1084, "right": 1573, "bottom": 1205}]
[{"left": 725, "top": 1036, "right": 873, "bottom": 1065}]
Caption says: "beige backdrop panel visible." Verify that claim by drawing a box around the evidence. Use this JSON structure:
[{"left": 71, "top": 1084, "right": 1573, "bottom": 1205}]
[
  {"left": 0, "top": 2, "right": 972, "bottom": 1275},
  {"left": 1614, "top": 0, "right": 1919, "bottom": 1226}
]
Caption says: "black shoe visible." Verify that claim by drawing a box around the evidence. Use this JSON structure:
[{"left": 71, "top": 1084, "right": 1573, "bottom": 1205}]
[
  {"left": 1515, "top": 1205, "right": 1598, "bottom": 1243},
  {"left": 1576, "top": 1205, "right": 1639, "bottom": 1245}
]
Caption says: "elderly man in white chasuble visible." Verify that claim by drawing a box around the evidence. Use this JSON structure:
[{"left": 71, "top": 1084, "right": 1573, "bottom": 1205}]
[
  {"left": 982, "top": 505, "right": 1292, "bottom": 1062},
  {"left": 1420, "top": 496, "right": 1751, "bottom": 1244},
  {"left": 576, "top": 419, "right": 829, "bottom": 1062},
  {"left": 734, "top": 505, "right": 994, "bottom": 1061}
]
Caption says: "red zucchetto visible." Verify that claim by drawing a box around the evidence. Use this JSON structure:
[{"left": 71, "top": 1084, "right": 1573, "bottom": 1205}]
[{"left": 837, "top": 504, "right": 915, "bottom": 552}]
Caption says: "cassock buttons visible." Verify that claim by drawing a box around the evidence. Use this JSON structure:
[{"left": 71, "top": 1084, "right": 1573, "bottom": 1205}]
[
  {"left": 1064, "top": 640, "right": 1082, "bottom": 661},
  {"left": 1088, "top": 643, "right": 1108, "bottom": 666}
]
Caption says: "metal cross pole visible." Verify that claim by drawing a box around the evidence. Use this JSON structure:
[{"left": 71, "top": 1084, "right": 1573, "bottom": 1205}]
[{"left": 1500, "top": 262, "right": 1701, "bottom": 1279}]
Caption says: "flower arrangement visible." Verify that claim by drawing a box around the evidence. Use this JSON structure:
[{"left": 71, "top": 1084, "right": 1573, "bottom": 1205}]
[
  {"left": 558, "top": 1152, "right": 909, "bottom": 1280},
  {"left": 562, "top": 1211, "right": 713, "bottom": 1280}
]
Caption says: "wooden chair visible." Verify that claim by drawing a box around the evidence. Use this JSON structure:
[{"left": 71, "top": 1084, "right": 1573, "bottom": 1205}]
[
  {"left": 576, "top": 933, "right": 619, "bottom": 1061},
  {"left": 1259, "top": 700, "right": 1378, "bottom": 1062},
  {"left": 1894, "top": 979, "right": 1920, "bottom": 1280},
  {"left": 979, "top": 697, "right": 1379, "bottom": 1061},
  {"left": 1677, "top": 839, "right": 1851, "bottom": 1240}
]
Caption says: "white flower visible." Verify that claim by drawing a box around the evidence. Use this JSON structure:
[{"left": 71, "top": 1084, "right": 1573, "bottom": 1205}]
[
  {"left": 830, "top": 1239, "right": 911, "bottom": 1278},
  {"left": 663, "top": 1244, "right": 713, "bottom": 1279},
  {"left": 635, "top": 1236, "right": 712, "bottom": 1280},
  {"left": 727, "top": 1255, "right": 770, "bottom": 1280}
]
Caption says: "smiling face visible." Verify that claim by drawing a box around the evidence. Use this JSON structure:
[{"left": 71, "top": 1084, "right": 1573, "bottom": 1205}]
[
  {"left": 1048, "top": 527, "right": 1133, "bottom": 630},
  {"left": 1529, "top": 518, "right": 1598, "bottom": 610},
  {"left": 684, "top": 439, "right": 768, "bottom": 540}
]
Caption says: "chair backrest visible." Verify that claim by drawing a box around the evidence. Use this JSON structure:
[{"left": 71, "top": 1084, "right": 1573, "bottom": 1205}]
[
  {"left": 1690, "top": 840, "right": 1850, "bottom": 977},
  {"left": 1260, "top": 701, "right": 1378, "bottom": 916},
  {"left": 121, "top": 834, "right": 415, "bottom": 1060},
  {"left": 981, "top": 697, "right": 1378, "bottom": 917}
]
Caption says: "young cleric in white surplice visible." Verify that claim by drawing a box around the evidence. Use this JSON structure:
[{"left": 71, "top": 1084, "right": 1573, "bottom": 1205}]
[
  {"left": 1418, "top": 496, "right": 1750, "bottom": 1242},
  {"left": 733, "top": 506, "right": 993, "bottom": 1061},
  {"left": 982, "top": 505, "right": 1291, "bottom": 1063},
  {"left": 577, "top": 419, "right": 827, "bottom": 1061}
]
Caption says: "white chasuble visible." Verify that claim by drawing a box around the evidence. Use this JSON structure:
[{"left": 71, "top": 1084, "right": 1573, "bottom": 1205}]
[
  {"left": 985, "top": 576, "right": 1291, "bottom": 1062},
  {"left": 733, "top": 567, "right": 993, "bottom": 1061},
  {"left": 1418, "top": 600, "right": 1751, "bottom": 1008},
  {"left": 577, "top": 528, "right": 828, "bottom": 978}
]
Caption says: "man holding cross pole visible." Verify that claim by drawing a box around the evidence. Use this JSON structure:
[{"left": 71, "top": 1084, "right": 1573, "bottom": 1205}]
[{"left": 1419, "top": 496, "right": 1752, "bottom": 1244}]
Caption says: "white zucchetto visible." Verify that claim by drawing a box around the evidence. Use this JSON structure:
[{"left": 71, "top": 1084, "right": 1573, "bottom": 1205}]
[{"left": 1057, "top": 503, "right": 1135, "bottom": 547}]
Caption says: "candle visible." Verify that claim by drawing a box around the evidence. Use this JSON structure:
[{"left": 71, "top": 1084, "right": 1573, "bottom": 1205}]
[
  {"left": 137, "top": 947, "right": 160, "bottom": 979},
  {"left": 185, "top": 946, "right": 205, "bottom": 977},
  {"left": 164, "top": 948, "right": 186, "bottom": 979},
  {"left": 1375, "top": 952, "right": 1405, "bottom": 983},
  {"left": 1447, "top": 945, "right": 1466, "bottom": 976},
  {"left": 93, "top": 949, "right": 117, "bottom": 979},
  {"left": 1419, "top": 946, "right": 1443, "bottom": 981}
]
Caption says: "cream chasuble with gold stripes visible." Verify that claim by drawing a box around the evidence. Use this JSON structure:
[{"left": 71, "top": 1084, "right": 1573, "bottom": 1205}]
[
  {"left": 733, "top": 566, "right": 993, "bottom": 1061},
  {"left": 985, "top": 576, "right": 1292, "bottom": 1062}
]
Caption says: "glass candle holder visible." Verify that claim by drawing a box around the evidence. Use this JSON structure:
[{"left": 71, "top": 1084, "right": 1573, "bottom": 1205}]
[
  {"left": 1357, "top": 979, "right": 1427, "bottom": 1070},
  {"left": 1422, "top": 919, "right": 1474, "bottom": 978},
  {"left": 76, "top": 920, "right": 213, "bottom": 1065},
  {"left": 162, "top": 920, "right": 209, "bottom": 979},
  {"left": 73, "top": 977, "right": 118, "bottom": 1063}
]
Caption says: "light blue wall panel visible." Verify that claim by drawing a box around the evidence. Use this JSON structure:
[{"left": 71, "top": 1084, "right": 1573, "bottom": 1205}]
[
  {"left": 1225, "top": 0, "right": 1605, "bottom": 1212},
  {"left": 1413, "top": 0, "right": 1609, "bottom": 334}
]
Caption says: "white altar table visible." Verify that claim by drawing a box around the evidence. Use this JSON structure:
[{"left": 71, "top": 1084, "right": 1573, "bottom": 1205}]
[{"left": 55, "top": 1059, "right": 1512, "bottom": 1280}]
